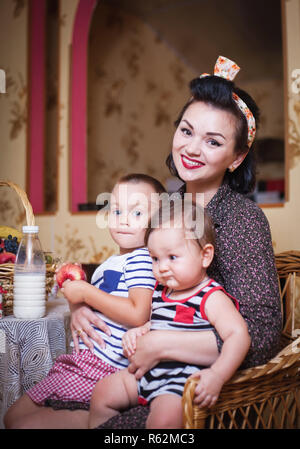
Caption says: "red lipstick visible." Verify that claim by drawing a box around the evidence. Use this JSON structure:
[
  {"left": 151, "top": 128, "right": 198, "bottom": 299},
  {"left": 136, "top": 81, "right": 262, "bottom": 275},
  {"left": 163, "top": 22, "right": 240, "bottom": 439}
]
[{"left": 181, "top": 155, "right": 205, "bottom": 170}]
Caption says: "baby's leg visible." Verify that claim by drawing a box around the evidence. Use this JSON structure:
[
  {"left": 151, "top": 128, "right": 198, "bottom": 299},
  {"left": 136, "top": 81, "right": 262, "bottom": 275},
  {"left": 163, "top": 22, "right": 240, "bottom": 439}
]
[
  {"left": 147, "top": 394, "right": 183, "bottom": 429},
  {"left": 88, "top": 368, "right": 138, "bottom": 429}
]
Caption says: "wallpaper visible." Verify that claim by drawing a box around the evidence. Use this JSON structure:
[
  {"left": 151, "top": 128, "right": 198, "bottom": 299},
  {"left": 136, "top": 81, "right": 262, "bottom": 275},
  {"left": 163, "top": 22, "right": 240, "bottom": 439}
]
[
  {"left": 87, "top": 1, "right": 194, "bottom": 202},
  {"left": 1, "top": 0, "right": 300, "bottom": 266}
]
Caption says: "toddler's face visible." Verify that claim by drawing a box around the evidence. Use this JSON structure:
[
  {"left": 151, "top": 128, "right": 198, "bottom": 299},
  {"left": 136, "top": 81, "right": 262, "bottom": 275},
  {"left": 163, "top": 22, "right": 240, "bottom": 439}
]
[
  {"left": 109, "top": 182, "right": 159, "bottom": 254},
  {"left": 148, "top": 226, "right": 206, "bottom": 292}
]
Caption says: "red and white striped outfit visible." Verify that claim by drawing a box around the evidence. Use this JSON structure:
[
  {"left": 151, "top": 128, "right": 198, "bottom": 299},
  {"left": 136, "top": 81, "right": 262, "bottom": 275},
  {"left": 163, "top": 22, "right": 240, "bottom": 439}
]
[{"left": 138, "top": 279, "right": 239, "bottom": 405}]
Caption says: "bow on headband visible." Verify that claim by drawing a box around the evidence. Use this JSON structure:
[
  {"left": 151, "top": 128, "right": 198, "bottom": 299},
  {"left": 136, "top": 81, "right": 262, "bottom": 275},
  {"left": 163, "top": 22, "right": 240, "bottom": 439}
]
[{"left": 200, "top": 56, "right": 256, "bottom": 148}]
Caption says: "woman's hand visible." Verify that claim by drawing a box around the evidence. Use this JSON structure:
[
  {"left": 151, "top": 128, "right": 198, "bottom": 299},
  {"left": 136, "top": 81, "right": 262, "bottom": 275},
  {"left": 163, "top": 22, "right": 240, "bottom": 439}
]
[
  {"left": 189, "top": 368, "right": 224, "bottom": 408},
  {"left": 122, "top": 322, "right": 151, "bottom": 358},
  {"left": 70, "top": 303, "right": 111, "bottom": 353}
]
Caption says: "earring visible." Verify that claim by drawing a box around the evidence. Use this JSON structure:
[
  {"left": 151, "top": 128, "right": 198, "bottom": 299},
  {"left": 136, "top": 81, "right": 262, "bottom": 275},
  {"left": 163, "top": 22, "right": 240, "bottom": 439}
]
[{"left": 229, "top": 166, "right": 235, "bottom": 173}]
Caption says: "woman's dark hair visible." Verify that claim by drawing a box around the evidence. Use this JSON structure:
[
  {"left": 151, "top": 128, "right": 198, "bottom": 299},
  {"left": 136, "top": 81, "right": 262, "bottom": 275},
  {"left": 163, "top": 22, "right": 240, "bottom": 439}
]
[
  {"left": 166, "top": 76, "right": 260, "bottom": 194},
  {"left": 145, "top": 199, "right": 216, "bottom": 250},
  {"left": 117, "top": 173, "right": 166, "bottom": 195}
]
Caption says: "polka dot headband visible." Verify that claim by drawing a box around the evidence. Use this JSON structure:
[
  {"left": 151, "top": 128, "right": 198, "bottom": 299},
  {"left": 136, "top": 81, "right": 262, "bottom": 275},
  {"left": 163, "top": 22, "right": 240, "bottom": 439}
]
[{"left": 200, "top": 56, "right": 256, "bottom": 148}]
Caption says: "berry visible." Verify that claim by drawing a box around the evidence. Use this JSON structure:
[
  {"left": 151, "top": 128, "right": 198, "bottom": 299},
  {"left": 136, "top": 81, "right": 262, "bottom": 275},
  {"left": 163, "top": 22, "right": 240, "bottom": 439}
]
[{"left": 4, "top": 237, "right": 19, "bottom": 255}]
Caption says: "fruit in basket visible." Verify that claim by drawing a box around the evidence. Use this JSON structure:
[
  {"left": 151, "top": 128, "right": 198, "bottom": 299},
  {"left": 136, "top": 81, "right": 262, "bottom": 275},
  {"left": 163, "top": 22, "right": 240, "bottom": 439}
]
[
  {"left": 0, "top": 251, "right": 16, "bottom": 264},
  {"left": 2, "top": 236, "right": 19, "bottom": 254},
  {"left": 0, "top": 226, "right": 22, "bottom": 255},
  {"left": 0, "top": 226, "right": 22, "bottom": 241},
  {"left": 55, "top": 263, "right": 87, "bottom": 288}
]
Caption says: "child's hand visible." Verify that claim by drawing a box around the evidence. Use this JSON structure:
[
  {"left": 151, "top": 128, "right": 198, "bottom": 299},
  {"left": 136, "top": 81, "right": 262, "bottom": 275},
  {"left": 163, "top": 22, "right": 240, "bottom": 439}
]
[
  {"left": 122, "top": 322, "right": 150, "bottom": 358},
  {"left": 189, "top": 368, "right": 224, "bottom": 408},
  {"left": 61, "top": 279, "right": 87, "bottom": 304}
]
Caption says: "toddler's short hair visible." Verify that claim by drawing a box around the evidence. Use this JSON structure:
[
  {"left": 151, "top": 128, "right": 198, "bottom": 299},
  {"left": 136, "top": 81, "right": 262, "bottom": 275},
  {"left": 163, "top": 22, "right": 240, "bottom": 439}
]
[{"left": 117, "top": 173, "right": 166, "bottom": 195}]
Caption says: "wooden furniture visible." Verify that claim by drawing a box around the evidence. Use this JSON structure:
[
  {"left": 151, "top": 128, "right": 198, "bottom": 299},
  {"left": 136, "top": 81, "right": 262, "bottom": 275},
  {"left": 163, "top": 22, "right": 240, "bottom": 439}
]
[{"left": 182, "top": 252, "right": 300, "bottom": 429}]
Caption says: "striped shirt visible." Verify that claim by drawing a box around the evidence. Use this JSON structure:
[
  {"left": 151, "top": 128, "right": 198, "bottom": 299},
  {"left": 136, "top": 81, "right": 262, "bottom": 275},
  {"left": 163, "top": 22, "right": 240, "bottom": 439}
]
[
  {"left": 138, "top": 279, "right": 239, "bottom": 404},
  {"left": 77, "top": 247, "right": 156, "bottom": 369},
  {"left": 150, "top": 279, "right": 238, "bottom": 332}
]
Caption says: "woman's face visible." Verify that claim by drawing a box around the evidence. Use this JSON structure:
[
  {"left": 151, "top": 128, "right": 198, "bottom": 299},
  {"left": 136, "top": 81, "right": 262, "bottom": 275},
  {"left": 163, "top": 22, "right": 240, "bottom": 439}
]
[{"left": 172, "top": 101, "right": 244, "bottom": 193}]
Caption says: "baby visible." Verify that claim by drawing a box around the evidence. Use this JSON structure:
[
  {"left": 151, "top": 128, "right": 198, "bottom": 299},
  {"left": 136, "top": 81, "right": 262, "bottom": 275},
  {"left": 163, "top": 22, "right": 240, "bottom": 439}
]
[{"left": 88, "top": 199, "right": 251, "bottom": 429}]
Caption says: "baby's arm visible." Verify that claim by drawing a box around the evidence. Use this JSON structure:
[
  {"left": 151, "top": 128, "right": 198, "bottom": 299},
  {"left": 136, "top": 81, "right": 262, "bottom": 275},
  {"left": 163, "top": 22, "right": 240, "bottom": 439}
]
[
  {"left": 122, "top": 321, "right": 151, "bottom": 358},
  {"left": 190, "top": 290, "right": 251, "bottom": 408}
]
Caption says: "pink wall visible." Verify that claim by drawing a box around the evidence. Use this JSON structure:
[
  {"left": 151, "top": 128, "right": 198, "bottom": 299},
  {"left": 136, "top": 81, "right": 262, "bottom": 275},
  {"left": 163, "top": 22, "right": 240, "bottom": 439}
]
[
  {"left": 70, "top": 0, "right": 98, "bottom": 212},
  {"left": 28, "top": 0, "right": 46, "bottom": 213},
  {"left": 28, "top": 0, "right": 98, "bottom": 213}
]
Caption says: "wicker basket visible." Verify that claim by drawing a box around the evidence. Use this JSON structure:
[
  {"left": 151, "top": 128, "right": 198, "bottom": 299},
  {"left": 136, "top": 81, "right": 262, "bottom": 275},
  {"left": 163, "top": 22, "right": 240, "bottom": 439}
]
[
  {"left": 0, "top": 180, "right": 58, "bottom": 316},
  {"left": 182, "top": 335, "right": 300, "bottom": 429}
]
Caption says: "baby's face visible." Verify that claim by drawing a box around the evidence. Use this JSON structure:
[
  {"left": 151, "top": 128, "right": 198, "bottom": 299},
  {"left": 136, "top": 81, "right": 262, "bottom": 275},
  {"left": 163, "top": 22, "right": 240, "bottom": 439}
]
[
  {"left": 109, "top": 181, "right": 160, "bottom": 254},
  {"left": 148, "top": 226, "right": 206, "bottom": 291}
]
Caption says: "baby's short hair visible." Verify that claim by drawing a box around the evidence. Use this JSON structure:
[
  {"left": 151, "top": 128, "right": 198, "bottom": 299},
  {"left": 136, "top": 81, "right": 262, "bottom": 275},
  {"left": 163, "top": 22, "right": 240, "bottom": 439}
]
[{"left": 145, "top": 199, "right": 215, "bottom": 249}]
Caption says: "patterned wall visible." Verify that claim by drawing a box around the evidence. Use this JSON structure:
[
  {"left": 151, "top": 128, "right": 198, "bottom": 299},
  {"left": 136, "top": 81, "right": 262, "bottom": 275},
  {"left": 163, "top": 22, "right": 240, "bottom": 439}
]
[
  {"left": 1, "top": 0, "right": 300, "bottom": 264},
  {"left": 87, "top": 1, "right": 194, "bottom": 202}
]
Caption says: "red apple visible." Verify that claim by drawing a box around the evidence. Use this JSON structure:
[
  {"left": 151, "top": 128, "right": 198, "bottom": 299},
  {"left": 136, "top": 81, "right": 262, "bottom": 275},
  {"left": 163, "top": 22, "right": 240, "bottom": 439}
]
[
  {"left": 0, "top": 252, "right": 16, "bottom": 264},
  {"left": 55, "top": 263, "right": 86, "bottom": 288}
]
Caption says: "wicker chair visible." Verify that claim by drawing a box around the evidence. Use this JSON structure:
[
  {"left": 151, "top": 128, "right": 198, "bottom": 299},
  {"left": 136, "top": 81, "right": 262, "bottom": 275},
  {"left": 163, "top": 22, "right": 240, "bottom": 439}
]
[{"left": 182, "top": 252, "right": 300, "bottom": 429}]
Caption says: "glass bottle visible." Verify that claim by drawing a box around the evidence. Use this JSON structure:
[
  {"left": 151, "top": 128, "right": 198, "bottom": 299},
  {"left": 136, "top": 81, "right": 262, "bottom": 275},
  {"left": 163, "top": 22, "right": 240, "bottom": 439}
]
[{"left": 13, "top": 225, "right": 46, "bottom": 319}]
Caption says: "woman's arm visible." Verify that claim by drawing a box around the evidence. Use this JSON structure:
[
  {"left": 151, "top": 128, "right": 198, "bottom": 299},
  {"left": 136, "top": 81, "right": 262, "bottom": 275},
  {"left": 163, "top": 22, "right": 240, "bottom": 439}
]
[
  {"left": 128, "top": 329, "right": 219, "bottom": 379},
  {"left": 208, "top": 202, "right": 282, "bottom": 367},
  {"left": 63, "top": 280, "right": 152, "bottom": 327}
]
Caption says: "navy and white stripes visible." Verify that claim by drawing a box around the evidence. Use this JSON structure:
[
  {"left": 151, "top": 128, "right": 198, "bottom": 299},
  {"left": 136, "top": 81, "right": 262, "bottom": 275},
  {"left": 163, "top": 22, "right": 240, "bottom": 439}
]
[{"left": 77, "top": 248, "right": 156, "bottom": 369}]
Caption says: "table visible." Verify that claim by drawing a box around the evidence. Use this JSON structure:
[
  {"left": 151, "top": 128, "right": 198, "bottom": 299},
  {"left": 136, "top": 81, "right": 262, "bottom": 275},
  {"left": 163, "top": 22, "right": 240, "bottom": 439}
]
[{"left": 0, "top": 297, "right": 71, "bottom": 428}]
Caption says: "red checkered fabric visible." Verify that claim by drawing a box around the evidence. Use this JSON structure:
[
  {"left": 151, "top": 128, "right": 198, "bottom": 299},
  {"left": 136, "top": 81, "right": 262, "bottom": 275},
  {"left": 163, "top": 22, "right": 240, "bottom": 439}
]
[{"left": 27, "top": 350, "right": 119, "bottom": 405}]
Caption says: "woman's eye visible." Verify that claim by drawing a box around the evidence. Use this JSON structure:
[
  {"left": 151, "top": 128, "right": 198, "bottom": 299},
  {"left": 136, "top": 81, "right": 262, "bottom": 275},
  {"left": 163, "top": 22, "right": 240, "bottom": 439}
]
[
  {"left": 181, "top": 127, "right": 192, "bottom": 136},
  {"left": 112, "top": 209, "right": 121, "bottom": 215},
  {"left": 208, "top": 138, "right": 221, "bottom": 147}
]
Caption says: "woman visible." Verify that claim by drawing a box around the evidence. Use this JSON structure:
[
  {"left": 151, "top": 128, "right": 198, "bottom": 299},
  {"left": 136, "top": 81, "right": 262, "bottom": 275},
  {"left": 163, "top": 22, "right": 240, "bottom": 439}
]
[{"left": 57, "top": 57, "right": 283, "bottom": 427}]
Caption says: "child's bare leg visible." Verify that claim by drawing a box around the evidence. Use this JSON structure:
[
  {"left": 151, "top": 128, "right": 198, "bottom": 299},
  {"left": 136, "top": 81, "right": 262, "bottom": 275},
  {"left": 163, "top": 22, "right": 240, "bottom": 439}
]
[
  {"left": 88, "top": 368, "right": 138, "bottom": 429},
  {"left": 4, "top": 393, "right": 89, "bottom": 429},
  {"left": 146, "top": 394, "right": 183, "bottom": 429}
]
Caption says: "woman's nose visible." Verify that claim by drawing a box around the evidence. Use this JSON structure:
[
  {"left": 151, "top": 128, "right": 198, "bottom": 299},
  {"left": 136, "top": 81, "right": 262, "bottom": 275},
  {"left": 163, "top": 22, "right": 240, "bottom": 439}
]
[{"left": 185, "top": 137, "right": 201, "bottom": 156}]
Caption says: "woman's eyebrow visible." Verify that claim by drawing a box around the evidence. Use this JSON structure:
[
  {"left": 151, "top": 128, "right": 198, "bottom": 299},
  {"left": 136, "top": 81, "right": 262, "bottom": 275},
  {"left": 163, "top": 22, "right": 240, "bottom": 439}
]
[
  {"left": 206, "top": 132, "right": 226, "bottom": 140},
  {"left": 182, "top": 119, "right": 194, "bottom": 129},
  {"left": 182, "top": 120, "right": 226, "bottom": 140}
]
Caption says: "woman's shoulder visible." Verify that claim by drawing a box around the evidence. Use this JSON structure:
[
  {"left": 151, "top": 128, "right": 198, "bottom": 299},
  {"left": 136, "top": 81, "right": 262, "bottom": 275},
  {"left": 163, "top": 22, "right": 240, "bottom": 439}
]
[{"left": 223, "top": 186, "right": 269, "bottom": 227}]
